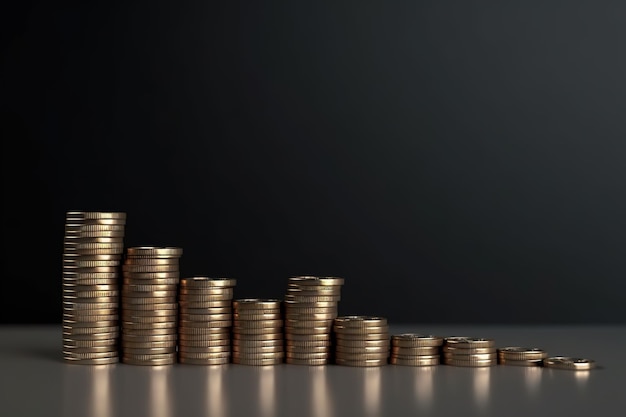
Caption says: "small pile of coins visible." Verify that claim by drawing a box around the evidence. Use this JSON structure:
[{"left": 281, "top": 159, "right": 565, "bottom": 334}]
[
  {"left": 334, "top": 316, "right": 390, "bottom": 367},
  {"left": 62, "top": 211, "right": 126, "bottom": 365},
  {"left": 178, "top": 277, "right": 236, "bottom": 365},
  {"left": 120, "top": 246, "right": 182, "bottom": 365},
  {"left": 543, "top": 356, "right": 596, "bottom": 370},
  {"left": 284, "top": 276, "right": 344, "bottom": 366},
  {"left": 232, "top": 299, "right": 284, "bottom": 365},
  {"left": 390, "top": 334, "right": 443, "bottom": 366},
  {"left": 442, "top": 337, "right": 497, "bottom": 367},
  {"left": 497, "top": 347, "right": 548, "bottom": 366}
]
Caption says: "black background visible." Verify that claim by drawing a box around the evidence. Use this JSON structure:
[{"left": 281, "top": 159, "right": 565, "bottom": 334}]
[{"left": 2, "top": 1, "right": 625, "bottom": 324}]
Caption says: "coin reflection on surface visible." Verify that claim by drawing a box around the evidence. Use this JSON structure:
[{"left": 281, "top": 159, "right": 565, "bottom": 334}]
[
  {"left": 414, "top": 367, "right": 435, "bottom": 410},
  {"left": 150, "top": 366, "right": 173, "bottom": 417},
  {"left": 207, "top": 365, "right": 226, "bottom": 417},
  {"left": 258, "top": 367, "right": 276, "bottom": 417},
  {"left": 575, "top": 370, "right": 590, "bottom": 387},
  {"left": 472, "top": 368, "right": 490, "bottom": 408},
  {"left": 363, "top": 367, "right": 381, "bottom": 417},
  {"left": 90, "top": 365, "right": 113, "bottom": 417},
  {"left": 310, "top": 366, "right": 332, "bottom": 417},
  {"left": 524, "top": 366, "right": 541, "bottom": 396}
]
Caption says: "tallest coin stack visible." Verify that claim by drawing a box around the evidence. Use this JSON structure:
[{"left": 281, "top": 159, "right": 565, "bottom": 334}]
[{"left": 62, "top": 211, "right": 126, "bottom": 364}]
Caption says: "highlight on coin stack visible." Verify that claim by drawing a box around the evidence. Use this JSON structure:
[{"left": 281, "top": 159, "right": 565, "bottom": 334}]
[
  {"left": 442, "top": 337, "right": 497, "bottom": 367},
  {"left": 62, "top": 211, "right": 126, "bottom": 365},
  {"left": 120, "top": 246, "right": 182, "bottom": 366},
  {"left": 232, "top": 299, "right": 284, "bottom": 365},
  {"left": 178, "top": 277, "right": 236, "bottom": 365},
  {"left": 390, "top": 334, "right": 443, "bottom": 366}
]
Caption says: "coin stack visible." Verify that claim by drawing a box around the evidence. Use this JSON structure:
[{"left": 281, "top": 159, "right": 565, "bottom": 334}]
[
  {"left": 442, "top": 337, "right": 497, "bottom": 367},
  {"left": 497, "top": 347, "right": 548, "bottom": 366},
  {"left": 333, "top": 316, "right": 390, "bottom": 367},
  {"left": 390, "top": 334, "right": 443, "bottom": 366},
  {"left": 62, "top": 211, "right": 126, "bottom": 364},
  {"left": 178, "top": 277, "right": 236, "bottom": 365},
  {"left": 120, "top": 247, "right": 182, "bottom": 365},
  {"left": 283, "top": 276, "right": 344, "bottom": 366},
  {"left": 232, "top": 299, "right": 284, "bottom": 366},
  {"left": 543, "top": 356, "right": 596, "bottom": 371}
]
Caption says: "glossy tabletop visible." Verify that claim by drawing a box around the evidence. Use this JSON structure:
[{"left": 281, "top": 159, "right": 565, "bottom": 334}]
[{"left": 1, "top": 325, "right": 624, "bottom": 417}]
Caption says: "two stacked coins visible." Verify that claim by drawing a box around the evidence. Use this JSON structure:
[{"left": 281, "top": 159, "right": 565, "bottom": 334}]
[
  {"left": 283, "top": 276, "right": 344, "bottom": 365},
  {"left": 232, "top": 299, "right": 284, "bottom": 366},
  {"left": 62, "top": 211, "right": 126, "bottom": 364},
  {"left": 390, "top": 334, "right": 443, "bottom": 366},
  {"left": 334, "top": 316, "right": 390, "bottom": 367},
  {"left": 442, "top": 337, "right": 497, "bottom": 367},
  {"left": 497, "top": 347, "right": 548, "bottom": 366},
  {"left": 120, "top": 247, "right": 182, "bottom": 365},
  {"left": 178, "top": 277, "right": 236, "bottom": 365},
  {"left": 543, "top": 356, "right": 596, "bottom": 370}
]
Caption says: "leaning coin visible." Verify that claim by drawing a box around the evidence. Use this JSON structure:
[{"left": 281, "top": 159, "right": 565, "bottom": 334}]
[{"left": 543, "top": 357, "right": 596, "bottom": 370}]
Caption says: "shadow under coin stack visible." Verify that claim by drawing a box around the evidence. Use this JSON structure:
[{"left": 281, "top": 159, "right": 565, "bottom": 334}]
[
  {"left": 497, "top": 347, "right": 548, "bottom": 366},
  {"left": 283, "top": 276, "right": 344, "bottom": 366},
  {"left": 120, "top": 247, "right": 182, "bottom": 365},
  {"left": 333, "top": 316, "right": 390, "bottom": 367},
  {"left": 62, "top": 211, "right": 126, "bottom": 365},
  {"left": 232, "top": 299, "right": 284, "bottom": 366},
  {"left": 178, "top": 277, "right": 236, "bottom": 365},
  {"left": 442, "top": 337, "right": 497, "bottom": 367},
  {"left": 390, "top": 334, "right": 443, "bottom": 366}
]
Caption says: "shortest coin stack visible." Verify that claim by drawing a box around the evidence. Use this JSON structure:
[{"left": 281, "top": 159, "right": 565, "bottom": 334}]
[
  {"left": 543, "top": 356, "right": 596, "bottom": 371},
  {"left": 232, "top": 299, "right": 284, "bottom": 366},
  {"left": 497, "top": 347, "right": 548, "bottom": 366},
  {"left": 334, "top": 316, "right": 390, "bottom": 367},
  {"left": 390, "top": 334, "right": 443, "bottom": 366},
  {"left": 443, "top": 337, "right": 497, "bottom": 367},
  {"left": 178, "top": 277, "right": 236, "bottom": 365}
]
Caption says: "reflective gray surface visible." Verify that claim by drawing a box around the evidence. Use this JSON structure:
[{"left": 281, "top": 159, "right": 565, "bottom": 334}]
[{"left": 1, "top": 325, "right": 624, "bottom": 417}]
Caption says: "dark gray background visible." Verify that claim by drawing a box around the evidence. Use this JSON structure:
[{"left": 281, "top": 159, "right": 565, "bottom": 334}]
[{"left": 2, "top": 0, "right": 625, "bottom": 324}]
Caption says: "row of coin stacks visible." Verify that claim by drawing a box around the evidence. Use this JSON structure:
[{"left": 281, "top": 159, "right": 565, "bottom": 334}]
[{"left": 62, "top": 212, "right": 126, "bottom": 364}]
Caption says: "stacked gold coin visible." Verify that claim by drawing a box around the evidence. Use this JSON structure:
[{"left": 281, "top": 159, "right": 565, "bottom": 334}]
[
  {"left": 543, "top": 356, "right": 596, "bottom": 370},
  {"left": 442, "top": 337, "right": 497, "bottom": 367},
  {"left": 232, "top": 299, "right": 284, "bottom": 365},
  {"left": 178, "top": 277, "right": 236, "bottom": 365},
  {"left": 497, "top": 347, "right": 548, "bottom": 366},
  {"left": 333, "top": 316, "right": 389, "bottom": 367},
  {"left": 283, "top": 276, "right": 344, "bottom": 366},
  {"left": 62, "top": 211, "right": 126, "bottom": 365},
  {"left": 120, "top": 246, "right": 182, "bottom": 365},
  {"left": 390, "top": 334, "right": 443, "bottom": 366}
]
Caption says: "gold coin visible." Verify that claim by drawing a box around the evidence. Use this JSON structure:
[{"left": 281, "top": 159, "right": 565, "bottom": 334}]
[
  {"left": 391, "top": 346, "right": 440, "bottom": 356},
  {"left": 232, "top": 345, "right": 284, "bottom": 354},
  {"left": 232, "top": 333, "right": 283, "bottom": 341},
  {"left": 443, "top": 358, "right": 496, "bottom": 367},
  {"left": 121, "top": 357, "right": 176, "bottom": 366},
  {"left": 285, "top": 352, "right": 330, "bottom": 360},
  {"left": 391, "top": 334, "right": 443, "bottom": 348},
  {"left": 77, "top": 248, "right": 125, "bottom": 255},
  {"left": 62, "top": 331, "right": 118, "bottom": 340},
  {"left": 180, "top": 293, "right": 233, "bottom": 302},
  {"left": 122, "top": 264, "right": 179, "bottom": 273},
  {"left": 232, "top": 339, "right": 283, "bottom": 347},
  {"left": 121, "top": 334, "right": 178, "bottom": 342},
  {"left": 232, "top": 357, "right": 282, "bottom": 366},
  {"left": 180, "top": 277, "right": 237, "bottom": 288},
  {"left": 62, "top": 307, "right": 118, "bottom": 316},
  {"left": 121, "top": 308, "right": 177, "bottom": 317},
  {"left": 334, "top": 316, "right": 387, "bottom": 327},
  {"left": 233, "top": 299, "right": 282, "bottom": 309},
  {"left": 284, "top": 326, "right": 331, "bottom": 335},
  {"left": 178, "top": 351, "right": 231, "bottom": 359},
  {"left": 287, "top": 284, "right": 342, "bottom": 293},
  {"left": 63, "top": 278, "right": 118, "bottom": 286},
  {"left": 543, "top": 357, "right": 596, "bottom": 370},
  {"left": 179, "top": 319, "right": 231, "bottom": 328},
  {"left": 122, "top": 341, "right": 177, "bottom": 349},
  {"left": 443, "top": 352, "right": 496, "bottom": 360},
  {"left": 232, "top": 319, "right": 283, "bottom": 328},
  {"left": 285, "top": 340, "right": 332, "bottom": 348},
  {"left": 63, "top": 357, "right": 119, "bottom": 365},
  {"left": 180, "top": 313, "right": 232, "bottom": 322},
  {"left": 444, "top": 337, "right": 495, "bottom": 348},
  {"left": 62, "top": 319, "right": 118, "bottom": 328},
  {"left": 123, "top": 347, "right": 176, "bottom": 355},
  {"left": 63, "top": 338, "right": 118, "bottom": 347},
  {"left": 121, "top": 296, "right": 177, "bottom": 304},
  {"left": 443, "top": 346, "right": 496, "bottom": 354},
  {"left": 126, "top": 247, "right": 183, "bottom": 257},
  {"left": 122, "top": 321, "right": 177, "bottom": 330},
  {"left": 233, "top": 313, "right": 281, "bottom": 321},
  {"left": 285, "top": 345, "right": 330, "bottom": 354},
  {"left": 120, "top": 315, "right": 177, "bottom": 324},
  {"left": 123, "top": 272, "right": 180, "bottom": 280},
  {"left": 232, "top": 352, "right": 284, "bottom": 360},
  {"left": 180, "top": 307, "right": 232, "bottom": 315},
  {"left": 179, "top": 300, "right": 231, "bottom": 308},
  {"left": 285, "top": 333, "right": 331, "bottom": 342},
  {"left": 62, "top": 283, "right": 117, "bottom": 291},
  {"left": 178, "top": 327, "right": 230, "bottom": 335},
  {"left": 178, "top": 356, "right": 230, "bottom": 365},
  {"left": 334, "top": 333, "right": 389, "bottom": 341},
  {"left": 499, "top": 358, "right": 543, "bottom": 366},
  {"left": 178, "top": 340, "right": 230, "bottom": 349},
  {"left": 497, "top": 347, "right": 548, "bottom": 361},
  {"left": 285, "top": 358, "right": 329, "bottom": 366},
  {"left": 62, "top": 326, "right": 118, "bottom": 335},
  {"left": 232, "top": 326, "right": 283, "bottom": 335},
  {"left": 124, "top": 258, "right": 180, "bottom": 266},
  {"left": 283, "top": 301, "right": 338, "bottom": 308},
  {"left": 122, "top": 289, "right": 177, "bottom": 297},
  {"left": 335, "top": 339, "right": 389, "bottom": 348},
  {"left": 336, "top": 346, "right": 390, "bottom": 355},
  {"left": 63, "top": 351, "right": 118, "bottom": 359},
  {"left": 179, "top": 287, "right": 233, "bottom": 296},
  {"left": 64, "top": 272, "right": 118, "bottom": 280},
  {"left": 286, "top": 288, "right": 341, "bottom": 297},
  {"left": 333, "top": 325, "right": 389, "bottom": 335},
  {"left": 284, "top": 295, "right": 340, "bottom": 303},
  {"left": 233, "top": 309, "right": 282, "bottom": 317},
  {"left": 120, "top": 328, "right": 177, "bottom": 336},
  {"left": 121, "top": 302, "right": 178, "bottom": 311},
  {"left": 72, "top": 259, "right": 121, "bottom": 267},
  {"left": 66, "top": 211, "right": 126, "bottom": 220},
  {"left": 285, "top": 313, "right": 337, "bottom": 321},
  {"left": 335, "top": 358, "right": 387, "bottom": 367},
  {"left": 390, "top": 356, "right": 440, "bottom": 366},
  {"left": 284, "top": 306, "right": 337, "bottom": 315},
  {"left": 122, "top": 284, "right": 176, "bottom": 292},
  {"left": 285, "top": 319, "right": 333, "bottom": 328},
  {"left": 63, "top": 290, "right": 119, "bottom": 298},
  {"left": 335, "top": 352, "right": 389, "bottom": 361},
  {"left": 178, "top": 337, "right": 231, "bottom": 347},
  {"left": 288, "top": 276, "right": 345, "bottom": 286},
  {"left": 65, "top": 223, "right": 125, "bottom": 232},
  {"left": 63, "top": 314, "right": 118, "bottom": 322}
]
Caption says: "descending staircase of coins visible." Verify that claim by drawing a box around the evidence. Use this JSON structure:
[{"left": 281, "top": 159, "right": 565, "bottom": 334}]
[{"left": 62, "top": 211, "right": 595, "bottom": 371}]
